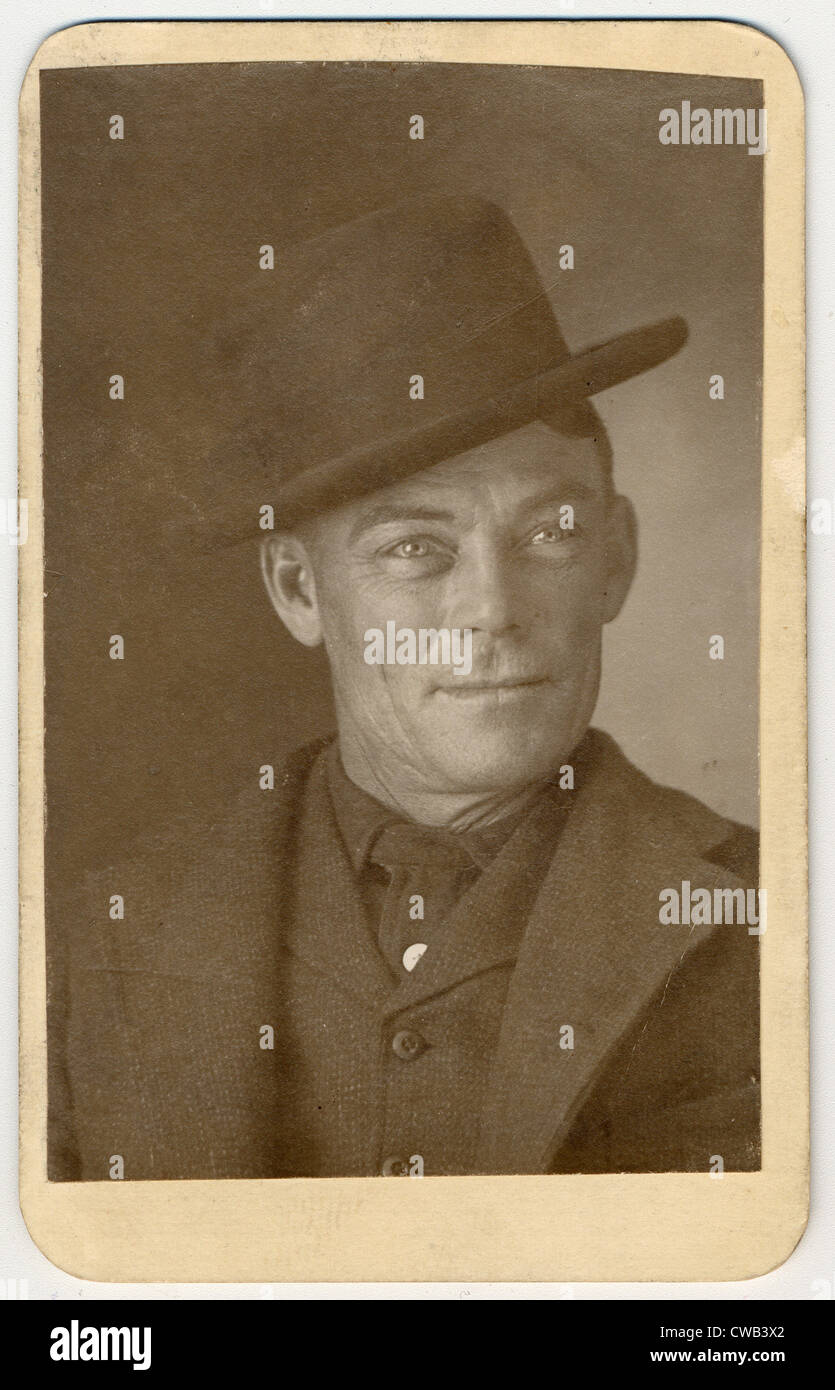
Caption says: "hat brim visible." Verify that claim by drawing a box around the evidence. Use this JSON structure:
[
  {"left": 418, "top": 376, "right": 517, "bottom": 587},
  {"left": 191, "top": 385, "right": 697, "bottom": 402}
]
[{"left": 210, "top": 313, "right": 687, "bottom": 544}]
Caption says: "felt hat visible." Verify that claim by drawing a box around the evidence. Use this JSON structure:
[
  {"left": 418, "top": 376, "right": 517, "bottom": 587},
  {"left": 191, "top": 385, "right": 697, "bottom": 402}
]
[{"left": 204, "top": 195, "right": 687, "bottom": 540}]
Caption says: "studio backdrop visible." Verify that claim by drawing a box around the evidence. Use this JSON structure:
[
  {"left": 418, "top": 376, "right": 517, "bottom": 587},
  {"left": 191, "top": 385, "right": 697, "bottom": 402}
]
[{"left": 39, "top": 59, "right": 762, "bottom": 894}]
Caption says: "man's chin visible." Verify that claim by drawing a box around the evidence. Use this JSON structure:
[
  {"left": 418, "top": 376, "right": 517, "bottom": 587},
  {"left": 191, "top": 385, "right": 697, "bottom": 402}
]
[{"left": 421, "top": 730, "right": 573, "bottom": 796}]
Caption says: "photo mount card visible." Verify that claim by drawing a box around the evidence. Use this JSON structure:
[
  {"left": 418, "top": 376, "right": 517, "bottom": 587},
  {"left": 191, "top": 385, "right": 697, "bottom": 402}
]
[{"left": 19, "top": 19, "right": 806, "bottom": 1283}]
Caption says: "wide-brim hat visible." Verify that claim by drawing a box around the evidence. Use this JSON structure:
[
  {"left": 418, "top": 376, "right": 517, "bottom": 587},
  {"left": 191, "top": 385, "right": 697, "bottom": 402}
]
[{"left": 200, "top": 195, "right": 687, "bottom": 542}]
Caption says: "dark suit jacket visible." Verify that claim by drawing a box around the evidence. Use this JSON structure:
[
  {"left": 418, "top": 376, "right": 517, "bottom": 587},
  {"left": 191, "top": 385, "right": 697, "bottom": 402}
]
[{"left": 48, "top": 728, "right": 759, "bottom": 1179}]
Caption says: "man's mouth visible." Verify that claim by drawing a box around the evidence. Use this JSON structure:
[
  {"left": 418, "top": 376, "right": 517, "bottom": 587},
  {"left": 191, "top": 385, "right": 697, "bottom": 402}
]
[{"left": 434, "top": 676, "right": 551, "bottom": 699}]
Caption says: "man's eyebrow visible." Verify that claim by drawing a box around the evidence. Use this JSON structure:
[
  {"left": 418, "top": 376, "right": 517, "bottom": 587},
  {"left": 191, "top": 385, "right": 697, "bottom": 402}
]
[
  {"left": 347, "top": 479, "right": 601, "bottom": 542},
  {"left": 348, "top": 503, "right": 457, "bottom": 542},
  {"left": 518, "top": 480, "right": 599, "bottom": 509}
]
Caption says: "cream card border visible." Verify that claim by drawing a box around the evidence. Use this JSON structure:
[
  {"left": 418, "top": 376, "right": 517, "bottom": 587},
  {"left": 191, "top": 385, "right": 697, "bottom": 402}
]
[{"left": 19, "top": 19, "right": 806, "bottom": 1283}]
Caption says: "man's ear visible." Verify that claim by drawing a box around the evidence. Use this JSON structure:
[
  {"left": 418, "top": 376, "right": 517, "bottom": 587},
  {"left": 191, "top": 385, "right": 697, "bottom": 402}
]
[
  {"left": 260, "top": 532, "right": 323, "bottom": 648},
  {"left": 601, "top": 494, "right": 638, "bottom": 624}
]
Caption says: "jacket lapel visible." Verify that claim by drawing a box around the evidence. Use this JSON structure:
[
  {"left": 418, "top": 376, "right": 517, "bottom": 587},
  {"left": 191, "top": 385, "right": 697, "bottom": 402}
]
[
  {"left": 151, "top": 738, "right": 328, "bottom": 984},
  {"left": 280, "top": 748, "right": 398, "bottom": 1008},
  {"left": 476, "top": 731, "right": 748, "bottom": 1173}
]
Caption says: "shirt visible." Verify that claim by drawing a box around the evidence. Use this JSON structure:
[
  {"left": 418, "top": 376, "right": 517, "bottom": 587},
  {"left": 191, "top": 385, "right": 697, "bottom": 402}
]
[{"left": 325, "top": 740, "right": 586, "bottom": 979}]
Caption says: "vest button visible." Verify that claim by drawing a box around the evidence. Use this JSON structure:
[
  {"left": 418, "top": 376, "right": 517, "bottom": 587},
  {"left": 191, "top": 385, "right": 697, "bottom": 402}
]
[
  {"left": 402, "top": 942, "right": 428, "bottom": 972},
  {"left": 381, "top": 1156, "right": 410, "bottom": 1177},
  {"left": 392, "top": 1029, "right": 425, "bottom": 1061}
]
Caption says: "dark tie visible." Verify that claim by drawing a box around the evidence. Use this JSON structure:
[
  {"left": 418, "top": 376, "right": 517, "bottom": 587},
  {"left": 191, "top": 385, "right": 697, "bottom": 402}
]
[{"left": 368, "top": 822, "right": 479, "bottom": 976}]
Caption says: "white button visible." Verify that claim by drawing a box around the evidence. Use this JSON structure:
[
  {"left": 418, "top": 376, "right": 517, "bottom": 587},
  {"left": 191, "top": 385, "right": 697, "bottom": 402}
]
[{"left": 402, "top": 942, "right": 428, "bottom": 972}]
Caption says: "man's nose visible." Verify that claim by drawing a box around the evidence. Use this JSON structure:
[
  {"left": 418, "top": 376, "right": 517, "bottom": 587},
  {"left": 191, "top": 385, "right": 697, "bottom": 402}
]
[{"left": 448, "top": 548, "right": 522, "bottom": 636}]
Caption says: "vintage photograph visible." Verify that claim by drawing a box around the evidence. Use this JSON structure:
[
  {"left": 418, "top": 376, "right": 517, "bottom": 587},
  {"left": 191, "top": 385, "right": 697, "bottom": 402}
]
[{"left": 36, "top": 53, "right": 770, "bottom": 1185}]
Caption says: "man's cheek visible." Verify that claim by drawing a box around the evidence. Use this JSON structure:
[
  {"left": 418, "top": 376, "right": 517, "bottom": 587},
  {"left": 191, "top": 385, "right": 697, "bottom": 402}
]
[
  {"left": 322, "top": 601, "right": 381, "bottom": 667},
  {"left": 532, "top": 615, "right": 598, "bottom": 675},
  {"left": 530, "top": 584, "right": 603, "bottom": 651},
  {"left": 376, "top": 663, "right": 435, "bottom": 709}
]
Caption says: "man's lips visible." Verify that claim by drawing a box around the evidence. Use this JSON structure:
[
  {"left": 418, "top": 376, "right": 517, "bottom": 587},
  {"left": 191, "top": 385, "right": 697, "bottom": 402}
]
[{"left": 434, "top": 676, "right": 551, "bottom": 696}]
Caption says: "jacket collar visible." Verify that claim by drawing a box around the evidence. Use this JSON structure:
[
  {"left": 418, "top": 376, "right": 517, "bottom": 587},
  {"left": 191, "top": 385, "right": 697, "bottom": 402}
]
[{"left": 475, "top": 729, "right": 747, "bottom": 1172}]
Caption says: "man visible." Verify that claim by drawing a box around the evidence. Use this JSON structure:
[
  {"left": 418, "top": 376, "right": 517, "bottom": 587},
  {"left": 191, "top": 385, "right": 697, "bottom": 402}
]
[{"left": 50, "top": 196, "right": 759, "bottom": 1180}]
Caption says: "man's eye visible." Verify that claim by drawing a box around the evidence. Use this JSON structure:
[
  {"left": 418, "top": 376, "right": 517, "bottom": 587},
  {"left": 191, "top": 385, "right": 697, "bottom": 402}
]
[
  {"left": 375, "top": 535, "right": 453, "bottom": 576},
  {"left": 388, "top": 539, "right": 432, "bottom": 558},
  {"left": 381, "top": 537, "right": 447, "bottom": 561},
  {"left": 530, "top": 526, "right": 564, "bottom": 545}
]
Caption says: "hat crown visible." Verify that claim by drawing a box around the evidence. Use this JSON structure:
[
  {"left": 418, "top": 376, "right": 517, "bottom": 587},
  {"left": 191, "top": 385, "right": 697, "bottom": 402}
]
[{"left": 213, "top": 195, "right": 569, "bottom": 488}]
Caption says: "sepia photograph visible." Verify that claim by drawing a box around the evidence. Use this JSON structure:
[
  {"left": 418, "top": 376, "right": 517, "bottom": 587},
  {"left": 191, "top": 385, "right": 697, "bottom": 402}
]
[{"left": 18, "top": 18, "right": 806, "bottom": 1283}]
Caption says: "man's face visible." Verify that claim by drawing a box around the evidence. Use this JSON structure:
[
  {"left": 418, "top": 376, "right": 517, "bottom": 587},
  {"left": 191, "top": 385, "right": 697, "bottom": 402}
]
[{"left": 272, "top": 421, "right": 635, "bottom": 799}]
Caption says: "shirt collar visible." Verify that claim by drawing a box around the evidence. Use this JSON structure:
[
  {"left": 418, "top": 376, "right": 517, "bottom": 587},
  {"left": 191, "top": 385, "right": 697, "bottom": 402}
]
[
  {"left": 325, "top": 743, "right": 402, "bottom": 875},
  {"left": 324, "top": 740, "right": 587, "bottom": 875}
]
